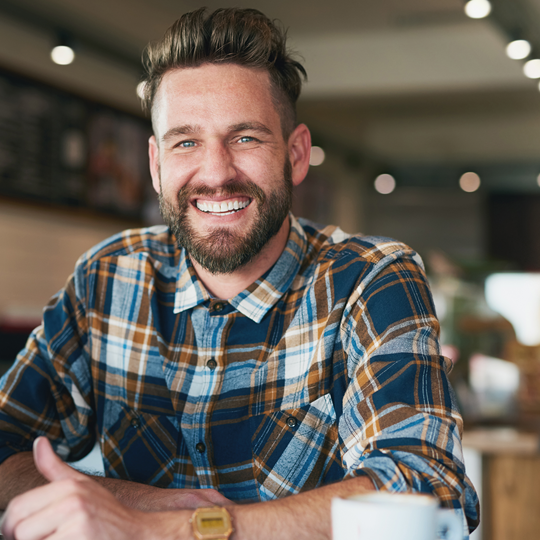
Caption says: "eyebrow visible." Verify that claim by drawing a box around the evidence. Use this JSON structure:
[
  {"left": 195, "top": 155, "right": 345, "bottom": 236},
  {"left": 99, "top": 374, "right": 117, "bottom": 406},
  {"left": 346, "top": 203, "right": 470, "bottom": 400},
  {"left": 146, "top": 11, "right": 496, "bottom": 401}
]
[
  {"left": 161, "top": 125, "right": 201, "bottom": 143},
  {"left": 161, "top": 121, "right": 273, "bottom": 144},
  {"left": 229, "top": 122, "right": 273, "bottom": 136}
]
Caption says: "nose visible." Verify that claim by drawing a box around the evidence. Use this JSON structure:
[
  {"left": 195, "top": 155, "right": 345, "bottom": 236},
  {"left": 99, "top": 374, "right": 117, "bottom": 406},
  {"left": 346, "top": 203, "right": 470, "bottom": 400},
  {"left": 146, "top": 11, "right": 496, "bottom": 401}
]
[{"left": 196, "top": 140, "right": 236, "bottom": 188}]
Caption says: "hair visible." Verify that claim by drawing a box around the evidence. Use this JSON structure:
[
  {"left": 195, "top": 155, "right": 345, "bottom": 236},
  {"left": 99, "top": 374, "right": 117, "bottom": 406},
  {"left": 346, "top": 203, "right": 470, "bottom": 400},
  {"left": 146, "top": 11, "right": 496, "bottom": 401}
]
[{"left": 141, "top": 7, "right": 307, "bottom": 138}]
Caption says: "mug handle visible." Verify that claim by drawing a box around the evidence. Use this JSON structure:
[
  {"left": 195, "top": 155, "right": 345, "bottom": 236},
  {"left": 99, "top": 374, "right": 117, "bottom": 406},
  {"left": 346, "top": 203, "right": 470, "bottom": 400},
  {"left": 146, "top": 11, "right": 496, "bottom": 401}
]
[{"left": 436, "top": 509, "right": 463, "bottom": 540}]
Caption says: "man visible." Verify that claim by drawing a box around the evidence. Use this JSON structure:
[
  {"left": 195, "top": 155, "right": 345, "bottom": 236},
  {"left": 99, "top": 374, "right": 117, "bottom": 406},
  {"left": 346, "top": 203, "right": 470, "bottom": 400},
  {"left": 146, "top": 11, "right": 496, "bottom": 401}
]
[{"left": 0, "top": 8, "right": 478, "bottom": 540}]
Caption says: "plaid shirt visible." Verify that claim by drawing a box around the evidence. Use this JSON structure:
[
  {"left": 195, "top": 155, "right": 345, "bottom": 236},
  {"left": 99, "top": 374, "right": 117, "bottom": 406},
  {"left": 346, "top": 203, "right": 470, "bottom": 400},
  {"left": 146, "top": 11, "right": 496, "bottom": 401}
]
[{"left": 0, "top": 215, "right": 478, "bottom": 532}]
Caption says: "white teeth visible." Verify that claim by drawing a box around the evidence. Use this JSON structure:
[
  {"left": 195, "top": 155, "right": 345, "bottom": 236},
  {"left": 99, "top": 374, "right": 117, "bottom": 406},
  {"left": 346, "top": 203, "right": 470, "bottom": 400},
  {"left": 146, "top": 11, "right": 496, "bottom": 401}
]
[{"left": 196, "top": 199, "right": 250, "bottom": 214}]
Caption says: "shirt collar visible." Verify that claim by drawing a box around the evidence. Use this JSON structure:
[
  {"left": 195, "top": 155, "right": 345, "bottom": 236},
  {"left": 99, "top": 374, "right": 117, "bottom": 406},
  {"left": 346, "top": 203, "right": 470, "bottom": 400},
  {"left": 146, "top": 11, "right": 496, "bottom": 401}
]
[
  {"left": 173, "top": 214, "right": 308, "bottom": 322},
  {"left": 173, "top": 251, "right": 212, "bottom": 313}
]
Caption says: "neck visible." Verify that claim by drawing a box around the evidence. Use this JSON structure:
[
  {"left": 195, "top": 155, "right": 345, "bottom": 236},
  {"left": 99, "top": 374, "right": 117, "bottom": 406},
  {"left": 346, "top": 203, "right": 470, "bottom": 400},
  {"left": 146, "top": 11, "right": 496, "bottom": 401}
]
[{"left": 189, "top": 216, "right": 291, "bottom": 300}]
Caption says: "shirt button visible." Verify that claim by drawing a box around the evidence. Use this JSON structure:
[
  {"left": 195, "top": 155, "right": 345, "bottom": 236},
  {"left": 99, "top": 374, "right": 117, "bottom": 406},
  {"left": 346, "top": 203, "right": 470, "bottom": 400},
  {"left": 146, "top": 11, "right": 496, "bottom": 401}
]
[
  {"left": 213, "top": 302, "right": 225, "bottom": 312},
  {"left": 207, "top": 358, "right": 217, "bottom": 370},
  {"left": 286, "top": 416, "right": 298, "bottom": 428},
  {"left": 196, "top": 442, "right": 206, "bottom": 453},
  {"left": 131, "top": 418, "right": 140, "bottom": 429}
]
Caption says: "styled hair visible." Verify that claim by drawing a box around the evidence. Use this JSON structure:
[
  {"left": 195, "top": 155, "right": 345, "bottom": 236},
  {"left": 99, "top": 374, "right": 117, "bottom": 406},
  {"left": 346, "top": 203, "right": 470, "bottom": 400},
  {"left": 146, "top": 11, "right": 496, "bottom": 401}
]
[{"left": 141, "top": 7, "right": 307, "bottom": 137}]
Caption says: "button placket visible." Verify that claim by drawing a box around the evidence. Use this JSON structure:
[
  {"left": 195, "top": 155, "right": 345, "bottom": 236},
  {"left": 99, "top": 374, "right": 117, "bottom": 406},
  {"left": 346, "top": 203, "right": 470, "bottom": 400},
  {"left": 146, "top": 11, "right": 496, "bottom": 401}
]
[{"left": 187, "top": 305, "right": 227, "bottom": 488}]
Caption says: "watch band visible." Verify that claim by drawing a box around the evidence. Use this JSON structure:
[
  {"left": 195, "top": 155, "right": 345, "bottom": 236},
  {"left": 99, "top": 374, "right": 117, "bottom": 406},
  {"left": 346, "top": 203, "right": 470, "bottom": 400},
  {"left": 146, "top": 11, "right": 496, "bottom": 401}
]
[{"left": 191, "top": 506, "right": 233, "bottom": 540}]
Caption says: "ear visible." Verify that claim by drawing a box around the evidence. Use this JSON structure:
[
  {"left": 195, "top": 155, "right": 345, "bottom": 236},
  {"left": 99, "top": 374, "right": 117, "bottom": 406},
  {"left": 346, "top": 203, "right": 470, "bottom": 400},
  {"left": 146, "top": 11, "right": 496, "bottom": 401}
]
[
  {"left": 148, "top": 135, "right": 161, "bottom": 194},
  {"left": 288, "top": 124, "right": 312, "bottom": 187}
]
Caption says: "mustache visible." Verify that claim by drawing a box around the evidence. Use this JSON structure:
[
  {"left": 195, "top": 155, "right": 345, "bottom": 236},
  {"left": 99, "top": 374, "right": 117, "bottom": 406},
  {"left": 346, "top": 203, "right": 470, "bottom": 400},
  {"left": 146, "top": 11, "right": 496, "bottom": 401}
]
[{"left": 177, "top": 180, "right": 266, "bottom": 209}]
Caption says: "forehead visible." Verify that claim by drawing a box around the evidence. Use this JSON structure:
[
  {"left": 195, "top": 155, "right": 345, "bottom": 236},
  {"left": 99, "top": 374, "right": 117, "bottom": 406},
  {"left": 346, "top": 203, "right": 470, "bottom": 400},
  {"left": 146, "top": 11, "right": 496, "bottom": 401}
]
[{"left": 152, "top": 64, "right": 279, "bottom": 136}]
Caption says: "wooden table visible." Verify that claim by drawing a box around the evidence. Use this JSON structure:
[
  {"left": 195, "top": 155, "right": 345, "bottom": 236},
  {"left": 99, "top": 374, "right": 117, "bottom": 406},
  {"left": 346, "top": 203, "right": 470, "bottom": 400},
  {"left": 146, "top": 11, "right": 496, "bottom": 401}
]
[{"left": 463, "top": 429, "right": 540, "bottom": 540}]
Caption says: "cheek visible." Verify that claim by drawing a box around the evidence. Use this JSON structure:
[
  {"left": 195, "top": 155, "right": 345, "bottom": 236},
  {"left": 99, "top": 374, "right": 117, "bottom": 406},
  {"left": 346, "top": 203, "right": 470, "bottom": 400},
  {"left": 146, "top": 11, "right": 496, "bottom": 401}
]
[
  {"left": 237, "top": 153, "right": 285, "bottom": 185},
  {"left": 159, "top": 157, "right": 192, "bottom": 190}
]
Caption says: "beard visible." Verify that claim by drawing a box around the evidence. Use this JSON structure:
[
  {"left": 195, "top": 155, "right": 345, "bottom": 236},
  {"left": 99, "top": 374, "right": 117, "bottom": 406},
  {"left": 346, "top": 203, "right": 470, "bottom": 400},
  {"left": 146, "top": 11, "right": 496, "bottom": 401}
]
[{"left": 158, "top": 160, "right": 293, "bottom": 275}]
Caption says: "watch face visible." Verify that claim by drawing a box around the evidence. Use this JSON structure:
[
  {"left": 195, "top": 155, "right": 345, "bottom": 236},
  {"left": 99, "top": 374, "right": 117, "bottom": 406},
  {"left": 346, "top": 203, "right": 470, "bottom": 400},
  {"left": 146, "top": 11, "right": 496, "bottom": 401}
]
[
  {"left": 193, "top": 507, "right": 233, "bottom": 539},
  {"left": 199, "top": 515, "right": 225, "bottom": 533}
]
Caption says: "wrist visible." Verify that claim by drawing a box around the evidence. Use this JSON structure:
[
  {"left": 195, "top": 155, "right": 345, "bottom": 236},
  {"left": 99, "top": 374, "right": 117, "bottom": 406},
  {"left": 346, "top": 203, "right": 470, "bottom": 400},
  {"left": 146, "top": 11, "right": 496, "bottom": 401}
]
[
  {"left": 152, "top": 509, "right": 194, "bottom": 540},
  {"left": 190, "top": 506, "right": 233, "bottom": 540}
]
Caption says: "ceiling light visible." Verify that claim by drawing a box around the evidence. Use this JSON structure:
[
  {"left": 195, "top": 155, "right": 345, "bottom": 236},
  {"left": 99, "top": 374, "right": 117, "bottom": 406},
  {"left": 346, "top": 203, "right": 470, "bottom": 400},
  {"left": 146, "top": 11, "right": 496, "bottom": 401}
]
[
  {"left": 459, "top": 172, "right": 481, "bottom": 193},
  {"left": 309, "top": 146, "right": 325, "bottom": 166},
  {"left": 464, "top": 0, "right": 492, "bottom": 19},
  {"left": 524, "top": 59, "right": 540, "bottom": 79},
  {"left": 506, "top": 40, "right": 532, "bottom": 60},
  {"left": 374, "top": 174, "right": 396, "bottom": 195},
  {"left": 51, "top": 45, "right": 75, "bottom": 65}
]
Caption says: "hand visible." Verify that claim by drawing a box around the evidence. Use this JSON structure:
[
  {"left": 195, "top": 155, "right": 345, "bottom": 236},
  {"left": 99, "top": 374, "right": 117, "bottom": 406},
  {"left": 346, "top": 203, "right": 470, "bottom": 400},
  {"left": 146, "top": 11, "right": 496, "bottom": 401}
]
[{"left": 1, "top": 437, "right": 160, "bottom": 540}]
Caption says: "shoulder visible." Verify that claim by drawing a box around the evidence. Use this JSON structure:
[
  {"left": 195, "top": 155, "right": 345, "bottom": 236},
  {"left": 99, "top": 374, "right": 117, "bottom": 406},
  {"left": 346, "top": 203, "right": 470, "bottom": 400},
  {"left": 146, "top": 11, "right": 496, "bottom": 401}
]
[
  {"left": 76, "top": 225, "right": 178, "bottom": 269},
  {"left": 298, "top": 218, "right": 423, "bottom": 271}
]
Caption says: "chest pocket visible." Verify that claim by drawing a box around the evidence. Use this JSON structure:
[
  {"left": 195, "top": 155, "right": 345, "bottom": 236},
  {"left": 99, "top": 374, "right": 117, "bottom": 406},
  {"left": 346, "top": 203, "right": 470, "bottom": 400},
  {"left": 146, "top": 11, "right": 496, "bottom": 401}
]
[
  {"left": 249, "top": 393, "right": 341, "bottom": 500},
  {"left": 100, "top": 399, "right": 188, "bottom": 487}
]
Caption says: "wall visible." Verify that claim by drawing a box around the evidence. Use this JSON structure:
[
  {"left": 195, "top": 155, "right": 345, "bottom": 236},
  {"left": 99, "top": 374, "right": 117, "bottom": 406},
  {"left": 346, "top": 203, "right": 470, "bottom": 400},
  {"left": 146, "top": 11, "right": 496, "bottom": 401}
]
[
  {"left": 0, "top": 199, "right": 138, "bottom": 323},
  {"left": 365, "top": 186, "right": 486, "bottom": 262}
]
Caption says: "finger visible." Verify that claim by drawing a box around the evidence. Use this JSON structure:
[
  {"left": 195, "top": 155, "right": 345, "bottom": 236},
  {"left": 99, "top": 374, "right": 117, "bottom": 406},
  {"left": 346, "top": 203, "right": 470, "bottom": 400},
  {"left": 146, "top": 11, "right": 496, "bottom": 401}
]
[
  {"left": 3, "top": 495, "right": 78, "bottom": 540},
  {"left": 172, "top": 489, "right": 235, "bottom": 509},
  {"left": 1, "top": 480, "right": 85, "bottom": 539},
  {"left": 33, "top": 437, "right": 83, "bottom": 483},
  {"left": 201, "top": 489, "right": 235, "bottom": 506}
]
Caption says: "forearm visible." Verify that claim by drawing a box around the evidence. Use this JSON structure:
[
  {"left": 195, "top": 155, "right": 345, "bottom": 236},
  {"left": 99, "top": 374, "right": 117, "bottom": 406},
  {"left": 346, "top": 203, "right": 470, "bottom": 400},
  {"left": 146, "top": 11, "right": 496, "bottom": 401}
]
[
  {"left": 228, "top": 475, "right": 374, "bottom": 540},
  {"left": 0, "top": 450, "right": 233, "bottom": 513},
  {"left": 0, "top": 451, "right": 155, "bottom": 511},
  {"left": 134, "top": 475, "right": 375, "bottom": 540},
  {"left": 92, "top": 477, "right": 234, "bottom": 511},
  {"left": 0, "top": 452, "right": 47, "bottom": 509}
]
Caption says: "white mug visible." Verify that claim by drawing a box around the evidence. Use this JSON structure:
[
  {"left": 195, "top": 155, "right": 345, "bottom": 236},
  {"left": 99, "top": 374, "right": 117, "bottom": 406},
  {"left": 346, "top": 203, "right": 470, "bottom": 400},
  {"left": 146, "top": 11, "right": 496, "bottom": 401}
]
[{"left": 332, "top": 492, "right": 463, "bottom": 540}]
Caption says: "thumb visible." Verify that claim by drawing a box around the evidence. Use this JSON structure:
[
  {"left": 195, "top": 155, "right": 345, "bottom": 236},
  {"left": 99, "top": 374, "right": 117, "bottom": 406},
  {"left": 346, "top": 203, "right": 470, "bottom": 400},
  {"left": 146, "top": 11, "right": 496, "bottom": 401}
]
[{"left": 33, "top": 436, "right": 83, "bottom": 483}]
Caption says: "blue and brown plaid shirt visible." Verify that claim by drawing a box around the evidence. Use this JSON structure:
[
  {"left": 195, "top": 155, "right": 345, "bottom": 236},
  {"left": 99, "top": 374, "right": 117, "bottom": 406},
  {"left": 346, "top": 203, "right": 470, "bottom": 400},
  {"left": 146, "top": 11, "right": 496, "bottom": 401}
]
[{"left": 0, "top": 215, "right": 478, "bottom": 532}]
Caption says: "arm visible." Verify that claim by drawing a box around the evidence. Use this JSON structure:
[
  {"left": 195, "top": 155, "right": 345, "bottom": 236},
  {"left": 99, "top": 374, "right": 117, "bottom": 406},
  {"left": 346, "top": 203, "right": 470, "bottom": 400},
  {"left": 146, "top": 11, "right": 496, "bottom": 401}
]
[
  {"left": 336, "top": 249, "right": 479, "bottom": 532},
  {"left": 0, "top": 453, "right": 46, "bottom": 508},
  {"left": 1, "top": 438, "right": 375, "bottom": 540},
  {"left": 0, "top": 451, "right": 231, "bottom": 512},
  {"left": 227, "top": 475, "right": 375, "bottom": 540},
  {"left": 0, "top": 265, "right": 96, "bottom": 499},
  {"left": 0, "top": 305, "right": 228, "bottom": 513},
  {"left": 0, "top": 245, "right": 232, "bottom": 514}
]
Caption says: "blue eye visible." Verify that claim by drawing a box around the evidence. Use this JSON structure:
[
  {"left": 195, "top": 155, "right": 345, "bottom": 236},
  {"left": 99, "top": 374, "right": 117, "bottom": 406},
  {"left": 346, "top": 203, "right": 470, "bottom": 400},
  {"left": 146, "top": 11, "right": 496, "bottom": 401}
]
[
  {"left": 238, "top": 136, "right": 254, "bottom": 143},
  {"left": 180, "top": 141, "right": 195, "bottom": 148}
]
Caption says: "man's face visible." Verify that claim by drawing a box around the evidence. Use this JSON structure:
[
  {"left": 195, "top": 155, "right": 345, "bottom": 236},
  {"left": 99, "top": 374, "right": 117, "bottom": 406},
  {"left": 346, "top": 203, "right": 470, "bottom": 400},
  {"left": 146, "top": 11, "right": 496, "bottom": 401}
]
[{"left": 149, "top": 64, "right": 297, "bottom": 274}]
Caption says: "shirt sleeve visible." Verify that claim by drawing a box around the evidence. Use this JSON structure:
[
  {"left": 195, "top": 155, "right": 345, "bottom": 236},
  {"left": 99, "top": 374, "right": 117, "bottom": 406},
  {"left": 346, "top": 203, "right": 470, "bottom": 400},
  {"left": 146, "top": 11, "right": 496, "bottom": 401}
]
[
  {"left": 339, "top": 248, "right": 480, "bottom": 535},
  {"left": 0, "top": 256, "right": 96, "bottom": 464}
]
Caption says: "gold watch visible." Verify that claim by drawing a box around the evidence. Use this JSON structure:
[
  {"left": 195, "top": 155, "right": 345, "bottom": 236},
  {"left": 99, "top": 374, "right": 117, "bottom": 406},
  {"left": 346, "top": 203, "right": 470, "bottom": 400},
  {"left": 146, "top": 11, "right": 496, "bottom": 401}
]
[{"left": 191, "top": 506, "right": 233, "bottom": 540}]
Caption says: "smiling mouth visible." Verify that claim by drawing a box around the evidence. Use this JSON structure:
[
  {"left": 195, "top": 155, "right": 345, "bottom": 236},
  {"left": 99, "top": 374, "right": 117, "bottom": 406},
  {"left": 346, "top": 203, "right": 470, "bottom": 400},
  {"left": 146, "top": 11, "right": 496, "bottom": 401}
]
[{"left": 195, "top": 198, "right": 251, "bottom": 216}]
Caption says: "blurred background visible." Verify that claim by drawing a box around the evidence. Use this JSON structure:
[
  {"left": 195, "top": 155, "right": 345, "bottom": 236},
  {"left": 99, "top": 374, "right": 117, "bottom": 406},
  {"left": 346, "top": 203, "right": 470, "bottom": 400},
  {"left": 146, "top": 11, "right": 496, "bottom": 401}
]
[{"left": 1, "top": 1, "right": 540, "bottom": 538}]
